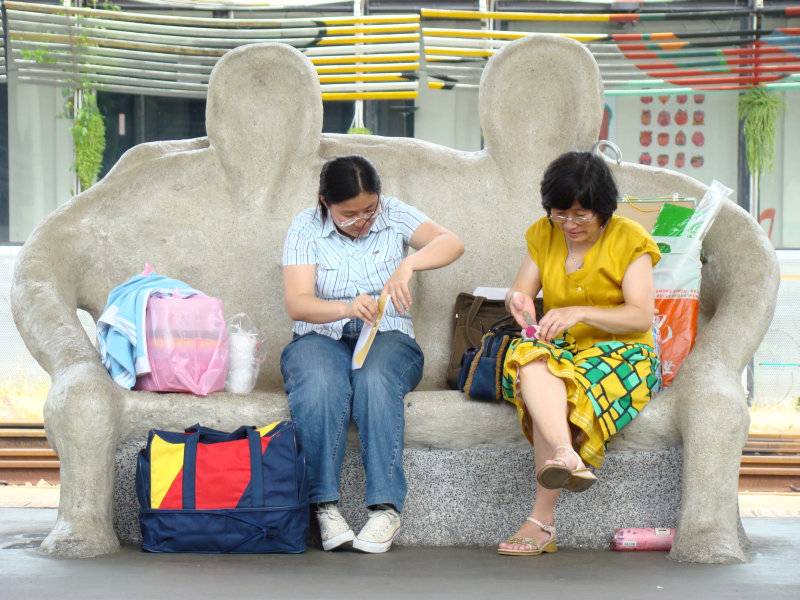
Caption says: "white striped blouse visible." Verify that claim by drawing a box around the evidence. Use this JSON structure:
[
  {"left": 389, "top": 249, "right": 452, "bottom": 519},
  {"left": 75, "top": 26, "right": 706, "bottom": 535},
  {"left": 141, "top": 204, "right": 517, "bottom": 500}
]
[{"left": 282, "top": 196, "right": 429, "bottom": 340}]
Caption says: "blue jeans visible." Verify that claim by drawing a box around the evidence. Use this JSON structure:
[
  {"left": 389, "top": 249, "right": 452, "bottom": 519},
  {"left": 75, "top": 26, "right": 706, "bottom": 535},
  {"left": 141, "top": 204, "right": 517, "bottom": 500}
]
[{"left": 280, "top": 320, "right": 423, "bottom": 512}]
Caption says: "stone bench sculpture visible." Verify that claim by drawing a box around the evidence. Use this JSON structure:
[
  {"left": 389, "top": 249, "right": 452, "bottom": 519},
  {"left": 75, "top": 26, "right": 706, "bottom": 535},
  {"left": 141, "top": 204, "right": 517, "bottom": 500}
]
[{"left": 11, "top": 34, "right": 778, "bottom": 563}]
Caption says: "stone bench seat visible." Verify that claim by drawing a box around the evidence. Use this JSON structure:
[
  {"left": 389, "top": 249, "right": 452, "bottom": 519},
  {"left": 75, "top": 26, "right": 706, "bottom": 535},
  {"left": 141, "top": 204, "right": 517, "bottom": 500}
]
[
  {"left": 111, "top": 389, "right": 682, "bottom": 552},
  {"left": 11, "top": 34, "right": 779, "bottom": 563}
]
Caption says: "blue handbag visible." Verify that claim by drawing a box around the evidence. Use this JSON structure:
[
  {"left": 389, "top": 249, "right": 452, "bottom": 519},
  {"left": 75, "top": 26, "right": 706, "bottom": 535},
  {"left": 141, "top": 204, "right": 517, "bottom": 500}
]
[
  {"left": 458, "top": 316, "right": 520, "bottom": 401},
  {"left": 136, "top": 421, "right": 309, "bottom": 553}
]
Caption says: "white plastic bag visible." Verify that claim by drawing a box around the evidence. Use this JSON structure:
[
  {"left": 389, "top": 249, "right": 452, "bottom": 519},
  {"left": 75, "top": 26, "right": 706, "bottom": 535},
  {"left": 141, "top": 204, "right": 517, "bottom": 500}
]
[
  {"left": 224, "top": 313, "right": 265, "bottom": 394},
  {"left": 652, "top": 180, "right": 728, "bottom": 386}
]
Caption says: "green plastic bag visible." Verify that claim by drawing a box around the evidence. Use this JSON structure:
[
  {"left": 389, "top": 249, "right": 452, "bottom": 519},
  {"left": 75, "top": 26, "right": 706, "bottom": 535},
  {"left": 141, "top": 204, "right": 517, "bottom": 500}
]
[{"left": 651, "top": 203, "right": 696, "bottom": 237}]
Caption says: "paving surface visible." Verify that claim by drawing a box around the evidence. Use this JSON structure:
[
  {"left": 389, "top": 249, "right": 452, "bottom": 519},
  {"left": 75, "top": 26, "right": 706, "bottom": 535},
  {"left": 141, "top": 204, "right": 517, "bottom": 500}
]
[
  {"left": 4, "top": 485, "right": 800, "bottom": 516},
  {"left": 1, "top": 491, "right": 799, "bottom": 600}
]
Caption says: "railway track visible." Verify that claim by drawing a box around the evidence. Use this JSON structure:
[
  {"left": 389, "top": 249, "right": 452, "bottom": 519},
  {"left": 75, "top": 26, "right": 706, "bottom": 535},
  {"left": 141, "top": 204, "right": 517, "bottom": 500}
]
[
  {"left": 2, "top": 424, "right": 799, "bottom": 491},
  {"left": 739, "top": 433, "right": 800, "bottom": 493},
  {"left": 0, "top": 423, "right": 59, "bottom": 485}
]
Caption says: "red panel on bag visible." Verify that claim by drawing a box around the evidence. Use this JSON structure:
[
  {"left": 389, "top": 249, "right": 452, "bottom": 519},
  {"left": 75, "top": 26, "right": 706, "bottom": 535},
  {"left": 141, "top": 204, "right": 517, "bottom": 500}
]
[
  {"left": 158, "top": 467, "right": 184, "bottom": 510},
  {"left": 194, "top": 436, "right": 272, "bottom": 509}
]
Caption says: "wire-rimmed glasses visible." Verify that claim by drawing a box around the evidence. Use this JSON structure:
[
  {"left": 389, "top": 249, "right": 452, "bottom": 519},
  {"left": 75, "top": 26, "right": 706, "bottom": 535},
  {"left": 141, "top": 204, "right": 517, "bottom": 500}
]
[
  {"left": 548, "top": 213, "right": 595, "bottom": 225},
  {"left": 333, "top": 197, "right": 382, "bottom": 228}
]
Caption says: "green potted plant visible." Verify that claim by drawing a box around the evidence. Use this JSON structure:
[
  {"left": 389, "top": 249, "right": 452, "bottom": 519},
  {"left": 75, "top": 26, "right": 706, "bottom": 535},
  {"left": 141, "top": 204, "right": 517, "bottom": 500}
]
[{"left": 738, "top": 85, "right": 785, "bottom": 180}]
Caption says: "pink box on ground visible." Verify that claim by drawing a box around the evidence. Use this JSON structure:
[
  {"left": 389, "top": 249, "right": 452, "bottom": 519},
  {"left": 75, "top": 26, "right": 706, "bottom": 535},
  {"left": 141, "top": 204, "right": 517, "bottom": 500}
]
[{"left": 613, "top": 527, "right": 675, "bottom": 551}]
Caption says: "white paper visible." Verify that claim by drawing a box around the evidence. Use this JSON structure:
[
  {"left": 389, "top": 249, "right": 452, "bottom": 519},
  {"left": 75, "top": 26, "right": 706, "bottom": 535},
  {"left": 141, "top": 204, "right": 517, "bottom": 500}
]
[
  {"left": 351, "top": 294, "right": 390, "bottom": 370},
  {"left": 471, "top": 286, "right": 509, "bottom": 300}
]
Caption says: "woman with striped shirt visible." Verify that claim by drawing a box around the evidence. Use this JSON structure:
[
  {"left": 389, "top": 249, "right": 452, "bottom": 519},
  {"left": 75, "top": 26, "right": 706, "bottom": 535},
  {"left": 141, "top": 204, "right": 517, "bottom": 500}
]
[{"left": 280, "top": 155, "right": 464, "bottom": 553}]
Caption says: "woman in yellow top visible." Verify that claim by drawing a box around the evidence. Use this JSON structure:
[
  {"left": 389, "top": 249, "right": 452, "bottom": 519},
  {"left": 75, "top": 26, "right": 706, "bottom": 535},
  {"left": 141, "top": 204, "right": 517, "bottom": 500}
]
[{"left": 497, "top": 151, "right": 661, "bottom": 557}]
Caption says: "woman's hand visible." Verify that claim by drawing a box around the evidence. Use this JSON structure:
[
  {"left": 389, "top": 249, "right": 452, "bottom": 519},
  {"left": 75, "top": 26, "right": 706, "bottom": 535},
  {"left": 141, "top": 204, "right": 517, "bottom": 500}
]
[
  {"left": 382, "top": 260, "right": 414, "bottom": 314},
  {"left": 348, "top": 294, "right": 379, "bottom": 326},
  {"left": 536, "top": 306, "right": 585, "bottom": 342},
  {"left": 508, "top": 290, "right": 538, "bottom": 330}
]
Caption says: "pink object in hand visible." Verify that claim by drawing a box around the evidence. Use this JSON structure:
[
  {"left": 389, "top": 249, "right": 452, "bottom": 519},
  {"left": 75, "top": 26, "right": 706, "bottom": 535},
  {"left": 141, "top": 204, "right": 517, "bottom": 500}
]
[{"left": 523, "top": 325, "right": 539, "bottom": 339}]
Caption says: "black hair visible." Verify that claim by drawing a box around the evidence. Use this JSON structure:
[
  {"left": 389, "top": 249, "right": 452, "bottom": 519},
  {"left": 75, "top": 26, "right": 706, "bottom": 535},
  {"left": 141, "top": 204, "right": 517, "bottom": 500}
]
[
  {"left": 540, "top": 151, "right": 618, "bottom": 227},
  {"left": 318, "top": 154, "right": 382, "bottom": 221}
]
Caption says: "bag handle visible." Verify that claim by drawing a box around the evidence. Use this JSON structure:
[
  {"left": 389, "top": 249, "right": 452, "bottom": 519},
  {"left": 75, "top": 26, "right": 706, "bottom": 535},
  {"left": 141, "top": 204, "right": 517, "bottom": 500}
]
[
  {"left": 464, "top": 296, "right": 488, "bottom": 348},
  {"left": 181, "top": 425, "right": 265, "bottom": 509},
  {"left": 487, "top": 315, "right": 519, "bottom": 333},
  {"left": 182, "top": 432, "right": 199, "bottom": 509},
  {"left": 247, "top": 427, "right": 265, "bottom": 508}
]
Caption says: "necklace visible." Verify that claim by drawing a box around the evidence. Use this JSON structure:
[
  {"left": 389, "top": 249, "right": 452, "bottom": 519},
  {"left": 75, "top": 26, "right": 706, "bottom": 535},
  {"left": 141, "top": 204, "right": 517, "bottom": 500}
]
[
  {"left": 567, "top": 241, "right": 583, "bottom": 270},
  {"left": 567, "top": 225, "right": 605, "bottom": 271}
]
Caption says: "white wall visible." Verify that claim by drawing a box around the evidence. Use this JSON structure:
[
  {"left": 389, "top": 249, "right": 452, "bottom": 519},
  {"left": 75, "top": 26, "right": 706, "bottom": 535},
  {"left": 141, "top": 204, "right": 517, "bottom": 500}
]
[
  {"left": 7, "top": 74, "right": 73, "bottom": 243},
  {"left": 777, "top": 90, "right": 800, "bottom": 249},
  {"left": 613, "top": 91, "right": 740, "bottom": 200},
  {"left": 415, "top": 82, "right": 482, "bottom": 151}
]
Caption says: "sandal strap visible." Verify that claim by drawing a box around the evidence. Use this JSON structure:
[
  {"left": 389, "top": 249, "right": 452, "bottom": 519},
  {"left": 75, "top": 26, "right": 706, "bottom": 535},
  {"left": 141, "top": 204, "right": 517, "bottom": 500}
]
[
  {"left": 526, "top": 517, "right": 556, "bottom": 535},
  {"left": 553, "top": 444, "right": 583, "bottom": 470},
  {"left": 505, "top": 536, "right": 540, "bottom": 549}
]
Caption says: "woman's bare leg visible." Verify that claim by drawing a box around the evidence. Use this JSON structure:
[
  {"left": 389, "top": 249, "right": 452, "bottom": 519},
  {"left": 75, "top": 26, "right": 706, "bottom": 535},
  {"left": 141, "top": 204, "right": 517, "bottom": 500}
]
[{"left": 499, "top": 360, "right": 584, "bottom": 551}]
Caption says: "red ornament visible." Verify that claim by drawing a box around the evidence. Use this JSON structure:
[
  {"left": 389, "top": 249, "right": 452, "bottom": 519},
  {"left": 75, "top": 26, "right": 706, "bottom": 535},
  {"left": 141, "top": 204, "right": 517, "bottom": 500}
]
[
  {"left": 639, "top": 152, "right": 652, "bottom": 166},
  {"left": 640, "top": 131, "right": 652, "bottom": 147},
  {"left": 641, "top": 110, "right": 651, "bottom": 125},
  {"left": 675, "top": 152, "right": 686, "bottom": 168},
  {"left": 658, "top": 132, "right": 670, "bottom": 146},
  {"left": 674, "top": 109, "right": 688, "bottom": 125}
]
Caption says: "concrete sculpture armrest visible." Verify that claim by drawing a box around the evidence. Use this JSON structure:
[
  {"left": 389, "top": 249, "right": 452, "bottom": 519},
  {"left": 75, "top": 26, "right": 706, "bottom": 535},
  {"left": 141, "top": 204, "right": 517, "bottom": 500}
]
[{"left": 11, "top": 34, "right": 779, "bottom": 562}]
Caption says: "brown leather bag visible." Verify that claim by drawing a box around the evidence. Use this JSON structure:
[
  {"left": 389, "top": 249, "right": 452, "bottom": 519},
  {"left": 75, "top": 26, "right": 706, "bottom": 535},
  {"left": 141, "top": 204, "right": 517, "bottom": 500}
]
[{"left": 446, "top": 293, "right": 513, "bottom": 389}]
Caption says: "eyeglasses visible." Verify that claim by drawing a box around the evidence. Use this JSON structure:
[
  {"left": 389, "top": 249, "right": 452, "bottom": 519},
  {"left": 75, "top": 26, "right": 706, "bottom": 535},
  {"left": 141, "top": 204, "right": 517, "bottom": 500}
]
[
  {"left": 334, "top": 199, "right": 382, "bottom": 228},
  {"left": 548, "top": 213, "right": 595, "bottom": 225}
]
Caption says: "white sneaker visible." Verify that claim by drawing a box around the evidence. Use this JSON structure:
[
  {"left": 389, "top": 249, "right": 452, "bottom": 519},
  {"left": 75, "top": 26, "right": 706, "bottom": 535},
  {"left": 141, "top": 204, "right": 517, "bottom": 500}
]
[
  {"left": 353, "top": 506, "right": 401, "bottom": 553},
  {"left": 316, "top": 503, "right": 355, "bottom": 551}
]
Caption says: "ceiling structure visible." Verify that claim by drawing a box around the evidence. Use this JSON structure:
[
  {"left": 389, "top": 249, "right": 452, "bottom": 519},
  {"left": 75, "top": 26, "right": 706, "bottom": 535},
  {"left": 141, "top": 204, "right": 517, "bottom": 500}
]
[{"left": 0, "top": 1, "right": 797, "bottom": 98}]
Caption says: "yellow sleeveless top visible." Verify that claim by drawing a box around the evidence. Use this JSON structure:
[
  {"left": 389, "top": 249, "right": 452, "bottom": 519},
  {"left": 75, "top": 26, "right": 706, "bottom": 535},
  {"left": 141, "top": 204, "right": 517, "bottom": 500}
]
[{"left": 526, "top": 214, "right": 661, "bottom": 351}]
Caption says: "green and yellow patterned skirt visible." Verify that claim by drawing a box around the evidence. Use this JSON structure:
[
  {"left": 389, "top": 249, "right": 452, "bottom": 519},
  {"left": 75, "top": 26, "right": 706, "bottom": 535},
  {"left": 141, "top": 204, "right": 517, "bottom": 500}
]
[{"left": 502, "top": 335, "right": 660, "bottom": 468}]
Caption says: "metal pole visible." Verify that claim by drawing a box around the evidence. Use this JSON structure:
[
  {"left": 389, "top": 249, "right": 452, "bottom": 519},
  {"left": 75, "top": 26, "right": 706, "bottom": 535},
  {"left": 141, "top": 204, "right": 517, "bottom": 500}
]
[
  {"left": 748, "top": 0, "right": 764, "bottom": 222},
  {"left": 351, "top": 0, "right": 366, "bottom": 131},
  {"left": 741, "top": 0, "right": 763, "bottom": 404},
  {"left": 68, "top": 0, "right": 82, "bottom": 196}
]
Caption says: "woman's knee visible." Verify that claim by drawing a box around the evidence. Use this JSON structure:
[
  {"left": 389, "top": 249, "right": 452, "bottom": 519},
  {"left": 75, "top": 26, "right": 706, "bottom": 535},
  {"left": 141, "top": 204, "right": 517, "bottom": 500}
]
[
  {"left": 517, "top": 358, "right": 551, "bottom": 385},
  {"left": 358, "top": 331, "right": 423, "bottom": 390}
]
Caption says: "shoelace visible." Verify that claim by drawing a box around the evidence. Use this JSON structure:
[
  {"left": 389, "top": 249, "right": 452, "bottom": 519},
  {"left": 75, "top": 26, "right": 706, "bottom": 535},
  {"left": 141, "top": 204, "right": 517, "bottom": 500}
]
[
  {"left": 317, "top": 504, "right": 347, "bottom": 524},
  {"left": 365, "top": 509, "right": 397, "bottom": 535}
]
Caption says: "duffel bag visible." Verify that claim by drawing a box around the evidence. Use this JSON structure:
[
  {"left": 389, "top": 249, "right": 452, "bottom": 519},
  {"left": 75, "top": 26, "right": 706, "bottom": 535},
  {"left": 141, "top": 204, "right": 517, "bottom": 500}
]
[{"left": 136, "top": 421, "right": 308, "bottom": 553}]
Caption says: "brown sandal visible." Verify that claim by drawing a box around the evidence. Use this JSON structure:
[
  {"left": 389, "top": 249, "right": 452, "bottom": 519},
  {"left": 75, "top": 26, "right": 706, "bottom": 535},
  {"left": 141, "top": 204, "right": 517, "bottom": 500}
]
[
  {"left": 536, "top": 444, "right": 598, "bottom": 492},
  {"left": 497, "top": 517, "right": 557, "bottom": 556}
]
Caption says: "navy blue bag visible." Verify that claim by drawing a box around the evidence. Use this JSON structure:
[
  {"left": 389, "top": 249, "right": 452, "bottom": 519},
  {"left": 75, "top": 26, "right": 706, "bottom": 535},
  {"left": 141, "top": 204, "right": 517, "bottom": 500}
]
[
  {"left": 136, "top": 421, "right": 309, "bottom": 553},
  {"left": 458, "top": 316, "right": 520, "bottom": 401}
]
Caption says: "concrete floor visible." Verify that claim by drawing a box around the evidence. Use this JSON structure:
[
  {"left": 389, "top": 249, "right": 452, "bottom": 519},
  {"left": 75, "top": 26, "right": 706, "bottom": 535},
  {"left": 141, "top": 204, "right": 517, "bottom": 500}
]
[{"left": 1, "top": 507, "right": 799, "bottom": 600}]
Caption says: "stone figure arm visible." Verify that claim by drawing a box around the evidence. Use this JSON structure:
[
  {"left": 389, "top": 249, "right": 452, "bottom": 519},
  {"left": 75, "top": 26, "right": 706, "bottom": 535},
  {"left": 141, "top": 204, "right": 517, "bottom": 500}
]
[{"left": 11, "top": 232, "right": 104, "bottom": 379}]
